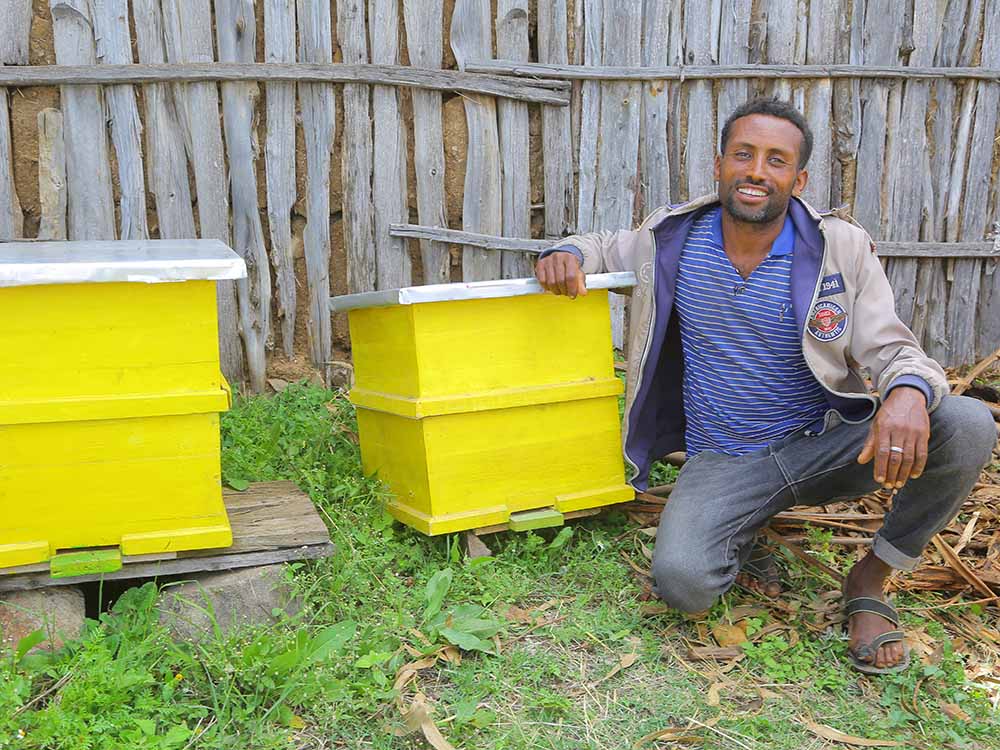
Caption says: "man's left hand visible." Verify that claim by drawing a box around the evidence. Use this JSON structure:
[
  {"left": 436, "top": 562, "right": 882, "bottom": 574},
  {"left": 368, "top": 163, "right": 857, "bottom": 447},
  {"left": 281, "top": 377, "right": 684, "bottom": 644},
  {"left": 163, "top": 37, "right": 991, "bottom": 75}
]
[{"left": 857, "top": 387, "right": 930, "bottom": 490}]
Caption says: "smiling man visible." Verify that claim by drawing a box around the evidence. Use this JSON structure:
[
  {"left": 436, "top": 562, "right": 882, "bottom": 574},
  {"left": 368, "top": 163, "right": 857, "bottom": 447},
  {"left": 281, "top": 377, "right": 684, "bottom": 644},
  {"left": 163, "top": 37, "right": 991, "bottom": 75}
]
[{"left": 535, "top": 98, "right": 996, "bottom": 674}]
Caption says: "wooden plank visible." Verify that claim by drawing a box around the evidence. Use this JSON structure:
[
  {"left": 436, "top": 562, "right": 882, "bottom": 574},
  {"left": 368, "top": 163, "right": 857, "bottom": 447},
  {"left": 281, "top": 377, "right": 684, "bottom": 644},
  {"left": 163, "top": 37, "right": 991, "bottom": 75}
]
[
  {"left": 215, "top": 0, "right": 271, "bottom": 393},
  {"left": 943, "top": 0, "right": 987, "bottom": 365},
  {"left": 0, "top": 85, "right": 19, "bottom": 240},
  {"left": 830, "top": 0, "right": 860, "bottom": 208},
  {"left": 802, "top": 0, "right": 838, "bottom": 208},
  {"left": 370, "top": 0, "right": 412, "bottom": 290},
  {"left": 161, "top": 0, "right": 244, "bottom": 384},
  {"left": 390, "top": 223, "right": 548, "bottom": 251},
  {"left": 883, "top": 0, "right": 937, "bottom": 334},
  {"left": 402, "top": 0, "right": 449, "bottom": 284},
  {"left": 133, "top": 0, "right": 197, "bottom": 241},
  {"left": 852, "top": 0, "right": 902, "bottom": 239},
  {"left": 36, "top": 109, "right": 66, "bottom": 241},
  {"left": 976, "top": 7, "right": 1000, "bottom": 359},
  {"left": 496, "top": 0, "right": 532, "bottom": 279},
  {"left": 296, "top": 0, "right": 335, "bottom": 378},
  {"left": 640, "top": 0, "right": 671, "bottom": 214},
  {"left": 0, "top": 481, "right": 333, "bottom": 591},
  {"left": 716, "top": 0, "right": 751, "bottom": 153},
  {"left": 959, "top": 1, "right": 999, "bottom": 362},
  {"left": 49, "top": 0, "right": 115, "bottom": 241},
  {"left": 92, "top": 0, "right": 149, "bottom": 241},
  {"left": 339, "top": 0, "right": 376, "bottom": 293},
  {"left": 765, "top": 0, "right": 797, "bottom": 100},
  {"left": 264, "top": 0, "right": 297, "bottom": 357},
  {"left": 451, "top": 0, "right": 502, "bottom": 281},
  {"left": 0, "top": 0, "right": 32, "bottom": 65},
  {"left": 463, "top": 61, "right": 1000, "bottom": 81},
  {"left": 875, "top": 242, "right": 997, "bottom": 258},
  {"left": 683, "top": 0, "right": 715, "bottom": 198},
  {"left": 537, "top": 0, "right": 574, "bottom": 238},
  {"left": 576, "top": 0, "right": 603, "bottom": 234}
]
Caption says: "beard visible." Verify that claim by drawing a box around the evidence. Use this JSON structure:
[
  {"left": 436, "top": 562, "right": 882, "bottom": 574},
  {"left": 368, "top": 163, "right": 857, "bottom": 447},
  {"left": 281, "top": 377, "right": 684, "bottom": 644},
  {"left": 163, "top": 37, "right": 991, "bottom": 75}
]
[{"left": 721, "top": 185, "right": 790, "bottom": 225}]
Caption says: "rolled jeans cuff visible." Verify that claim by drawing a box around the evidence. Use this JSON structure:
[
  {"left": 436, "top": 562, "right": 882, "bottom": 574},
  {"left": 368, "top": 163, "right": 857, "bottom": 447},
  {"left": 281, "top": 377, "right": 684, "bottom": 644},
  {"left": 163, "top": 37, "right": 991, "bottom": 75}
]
[{"left": 872, "top": 534, "right": 921, "bottom": 571}]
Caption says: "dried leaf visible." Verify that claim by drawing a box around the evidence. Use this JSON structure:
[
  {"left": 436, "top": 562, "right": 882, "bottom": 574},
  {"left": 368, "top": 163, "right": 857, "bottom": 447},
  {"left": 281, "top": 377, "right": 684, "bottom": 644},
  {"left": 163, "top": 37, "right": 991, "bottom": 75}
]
[
  {"left": 438, "top": 646, "right": 461, "bottom": 665},
  {"left": 400, "top": 694, "right": 457, "bottom": 750},
  {"left": 267, "top": 377, "right": 289, "bottom": 393},
  {"left": 632, "top": 727, "right": 702, "bottom": 748},
  {"left": 640, "top": 602, "right": 671, "bottom": 616},
  {"left": 685, "top": 646, "right": 743, "bottom": 661},
  {"left": 803, "top": 720, "right": 904, "bottom": 747},
  {"left": 465, "top": 532, "right": 493, "bottom": 559},
  {"left": 940, "top": 702, "right": 971, "bottom": 721},
  {"left": 638, "top": 526, "right": 657, "bottom": 537},
  {"left": 591, "top": 652, "right": 639, "bottom": 687},
  {"left": 711, "top": 623, "right": 747, "bottom": 648},
  {"left": 504, "top": 606, "right": 536, "bottom": 624},
  {"left": 706, "top": 681, "right": 724, "bottom": 707}
]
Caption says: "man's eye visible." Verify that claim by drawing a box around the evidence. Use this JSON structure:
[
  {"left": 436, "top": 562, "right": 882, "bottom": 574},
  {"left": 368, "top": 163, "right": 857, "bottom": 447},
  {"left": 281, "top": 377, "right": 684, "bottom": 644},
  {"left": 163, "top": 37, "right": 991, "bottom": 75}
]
[
  {"left": 769, "top": 157, "right": 787, "bottom": 166},
  {"left": 734, "top": 151, "right": 751, "bottom": 159}
]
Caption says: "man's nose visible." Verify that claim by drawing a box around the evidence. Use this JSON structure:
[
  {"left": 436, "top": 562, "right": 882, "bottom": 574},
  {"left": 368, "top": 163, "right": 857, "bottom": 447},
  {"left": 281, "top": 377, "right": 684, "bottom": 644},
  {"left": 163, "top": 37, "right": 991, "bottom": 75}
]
[{"left": 744, "top": 156, "right": 767, "bottom": 183}]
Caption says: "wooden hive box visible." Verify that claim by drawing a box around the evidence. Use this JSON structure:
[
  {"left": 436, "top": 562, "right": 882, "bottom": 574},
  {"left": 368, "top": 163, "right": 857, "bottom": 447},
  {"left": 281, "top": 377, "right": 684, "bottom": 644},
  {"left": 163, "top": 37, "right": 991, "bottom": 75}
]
[
  {"left": 0, "top": 240, "right": 246, "bottom": 572},
  {"left": 332, "top": 273, "right": 637, "bottom": 535}
]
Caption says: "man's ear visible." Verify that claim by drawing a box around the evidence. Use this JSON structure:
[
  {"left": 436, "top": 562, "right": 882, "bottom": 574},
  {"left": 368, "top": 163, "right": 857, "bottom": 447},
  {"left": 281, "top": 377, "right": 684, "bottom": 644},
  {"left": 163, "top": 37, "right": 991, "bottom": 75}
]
[
  {"left": 713, "top": 154, "right": 721, "bottom": 183},
  {"left": 793, "top": 167, "right": 809, "bottom": 197}
]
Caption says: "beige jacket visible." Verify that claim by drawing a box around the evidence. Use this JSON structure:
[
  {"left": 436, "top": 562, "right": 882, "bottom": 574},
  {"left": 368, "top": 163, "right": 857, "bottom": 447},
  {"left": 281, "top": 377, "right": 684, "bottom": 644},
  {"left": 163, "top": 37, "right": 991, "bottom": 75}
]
[{"left": 550, "top": 193, "right": 948, "bottom": 486}]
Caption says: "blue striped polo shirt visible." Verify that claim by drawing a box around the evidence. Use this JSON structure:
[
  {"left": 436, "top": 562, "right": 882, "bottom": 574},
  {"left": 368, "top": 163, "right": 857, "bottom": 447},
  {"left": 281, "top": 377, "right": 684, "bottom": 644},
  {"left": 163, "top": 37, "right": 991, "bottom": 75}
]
[{"left": 675, "top": 208, "right": 828, "bottom": 456}]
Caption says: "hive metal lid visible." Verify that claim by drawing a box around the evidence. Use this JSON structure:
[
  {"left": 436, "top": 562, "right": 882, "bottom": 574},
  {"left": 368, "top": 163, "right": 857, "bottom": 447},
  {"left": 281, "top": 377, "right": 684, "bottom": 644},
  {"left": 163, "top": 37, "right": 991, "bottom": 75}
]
[
  {"left": 330, "top": 271, "right": 637, "bottom": 312},
  {"left": 0, "top": 239, "right": 248, "bottom": 286}
]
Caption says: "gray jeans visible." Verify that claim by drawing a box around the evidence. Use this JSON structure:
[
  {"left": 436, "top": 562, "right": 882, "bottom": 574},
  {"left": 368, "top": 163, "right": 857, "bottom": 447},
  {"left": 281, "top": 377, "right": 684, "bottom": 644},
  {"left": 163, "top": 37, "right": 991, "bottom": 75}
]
[{"left": 650, "top": 395, "right": 997, "bottom": 613}]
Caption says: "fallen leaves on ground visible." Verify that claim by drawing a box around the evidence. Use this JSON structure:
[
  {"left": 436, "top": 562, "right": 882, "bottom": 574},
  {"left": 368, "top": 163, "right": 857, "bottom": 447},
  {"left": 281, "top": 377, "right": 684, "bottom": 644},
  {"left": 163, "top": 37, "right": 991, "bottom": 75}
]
[{"left": 802, "top": 720, "right": 904, "bottom": 747}]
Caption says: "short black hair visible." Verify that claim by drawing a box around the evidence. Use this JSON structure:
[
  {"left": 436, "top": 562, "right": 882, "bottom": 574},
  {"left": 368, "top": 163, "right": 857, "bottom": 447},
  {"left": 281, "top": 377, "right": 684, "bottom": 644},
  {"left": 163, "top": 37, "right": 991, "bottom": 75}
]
[{"left": 719, "top": 98, "right": 813, "bottom": 169}]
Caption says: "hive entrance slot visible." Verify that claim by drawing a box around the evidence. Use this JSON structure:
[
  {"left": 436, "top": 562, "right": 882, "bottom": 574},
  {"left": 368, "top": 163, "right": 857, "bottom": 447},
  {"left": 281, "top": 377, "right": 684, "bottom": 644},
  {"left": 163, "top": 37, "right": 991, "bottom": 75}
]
[{"left": 50, "top": 546, "right": 123, "bottom": 578}]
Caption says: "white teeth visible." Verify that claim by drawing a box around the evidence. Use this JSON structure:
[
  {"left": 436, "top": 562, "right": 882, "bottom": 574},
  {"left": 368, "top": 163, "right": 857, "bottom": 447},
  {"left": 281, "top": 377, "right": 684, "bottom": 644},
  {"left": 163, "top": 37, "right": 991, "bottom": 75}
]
[{"left": 737, "top": 186, "right": 767, "bottom": 197}]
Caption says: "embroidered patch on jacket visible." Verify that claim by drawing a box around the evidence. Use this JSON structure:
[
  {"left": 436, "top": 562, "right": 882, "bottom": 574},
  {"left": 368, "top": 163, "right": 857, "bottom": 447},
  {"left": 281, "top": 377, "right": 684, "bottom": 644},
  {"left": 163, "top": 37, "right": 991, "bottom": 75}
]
[
  {"left": 818, "top": 273, "right": 845, "bottom": 298},
  {"left": 808, "top": 300, "right": 848, "bottom": 341}
]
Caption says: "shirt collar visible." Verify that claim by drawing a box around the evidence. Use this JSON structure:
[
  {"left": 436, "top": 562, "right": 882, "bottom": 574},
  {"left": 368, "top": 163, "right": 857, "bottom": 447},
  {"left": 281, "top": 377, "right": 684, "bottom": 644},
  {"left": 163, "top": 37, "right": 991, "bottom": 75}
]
[{"left": 710, "top": 207, "right": 796, "bottom": 257}]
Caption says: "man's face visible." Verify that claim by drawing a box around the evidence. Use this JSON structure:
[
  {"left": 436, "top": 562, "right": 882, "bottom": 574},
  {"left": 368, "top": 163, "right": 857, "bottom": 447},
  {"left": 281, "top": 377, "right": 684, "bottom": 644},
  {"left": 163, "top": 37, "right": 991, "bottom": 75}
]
[{"left": 714, "top": 114, "right": 809, "bottom": 225}]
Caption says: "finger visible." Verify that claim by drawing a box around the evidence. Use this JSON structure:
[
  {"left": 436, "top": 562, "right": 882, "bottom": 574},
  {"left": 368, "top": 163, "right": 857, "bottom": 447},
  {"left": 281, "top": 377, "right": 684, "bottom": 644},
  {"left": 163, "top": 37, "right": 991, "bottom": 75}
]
[
  {"left": 882, "top": 435, "right": 905, "bottom": 489},
  {"left": 893, "top": 436, "right": 916, "bottom": 490},
  {"left": 537, "top": 259, "right": 553, "bottom": 290},
  {"left": 565, "top": 258, "right": 579, "bottom": 299},
  {"left": 857, "top": 425, "right": 876, "bottom": 465},
  {"left": 575, "top": 269, "right": 587, "bottom": 297},
  {"left": 910, "top": 431, "right": 929, "bottom": 479},
  {"left": 553, "top": 258, "right": 567, "bottom": 296},
  {"left": 874, "top": 429, "right": 892, "bottom": 487}
]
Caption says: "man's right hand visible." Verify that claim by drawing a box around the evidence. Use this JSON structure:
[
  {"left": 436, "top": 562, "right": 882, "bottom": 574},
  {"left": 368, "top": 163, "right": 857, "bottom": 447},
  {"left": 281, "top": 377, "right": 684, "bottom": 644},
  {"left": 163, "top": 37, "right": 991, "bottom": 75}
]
[{"left": 535, "top": 251, "right": 587, "bottom": 299}]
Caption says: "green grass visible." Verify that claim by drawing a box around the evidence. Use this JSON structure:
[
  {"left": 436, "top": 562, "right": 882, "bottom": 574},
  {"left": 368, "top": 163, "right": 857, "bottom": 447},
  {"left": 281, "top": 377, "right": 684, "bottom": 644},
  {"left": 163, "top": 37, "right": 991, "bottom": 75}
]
[{"left": 2, "top": 383, "right": 998, "bottom": 749}]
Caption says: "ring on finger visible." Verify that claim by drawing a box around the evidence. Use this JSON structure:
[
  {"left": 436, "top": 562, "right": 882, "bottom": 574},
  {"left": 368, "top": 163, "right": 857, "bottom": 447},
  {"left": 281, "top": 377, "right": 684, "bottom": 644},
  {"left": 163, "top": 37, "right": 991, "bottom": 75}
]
[{"left": 889, "top": 445, "right": 904, "bottom": 454}]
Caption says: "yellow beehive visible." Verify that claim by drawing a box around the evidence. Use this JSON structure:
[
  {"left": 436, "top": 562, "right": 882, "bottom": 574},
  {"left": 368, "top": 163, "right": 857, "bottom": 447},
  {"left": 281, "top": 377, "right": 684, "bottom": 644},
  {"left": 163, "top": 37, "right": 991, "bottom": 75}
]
[
  {"left": 0, "top": 240, "right": 246, "bottom": 571},
  {"left": 334, "top": 273, "right": 637, "bottom": 535}
]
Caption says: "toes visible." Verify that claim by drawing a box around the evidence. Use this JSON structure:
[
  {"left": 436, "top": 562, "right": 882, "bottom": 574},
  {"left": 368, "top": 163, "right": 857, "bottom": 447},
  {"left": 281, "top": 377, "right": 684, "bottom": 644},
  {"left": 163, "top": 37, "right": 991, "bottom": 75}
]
[{"left": 763, "top": 582, "right": 781, "bottom": 598}]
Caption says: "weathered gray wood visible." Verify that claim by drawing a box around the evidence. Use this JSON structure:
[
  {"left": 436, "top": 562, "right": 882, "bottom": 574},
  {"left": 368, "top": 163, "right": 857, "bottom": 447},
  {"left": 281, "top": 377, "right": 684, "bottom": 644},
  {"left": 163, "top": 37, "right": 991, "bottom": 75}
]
[
  {"left": 50, "top": 0, "right": 116, "bottom": 242},
  {"left": 0, "top": 85, "right": 19, "bottom": 240},
  {"left": 402, "top": 0, "right": 449, "bottom": 284},
  {"left": 684, "top": 0, "right": 714, "bottom": 198},
  {"left": 851, "top": 0, "right": 902, "bottom": 238},
  {"left": 0, "top": 0, "right": 32, "bottom": 65},
  {"left": 716, "top": 0, "right": 751, "bottom": 151},
  {"left": 36, "top": 109, "right": 66, "bottom": 241},
  {"left": 133, "top": 0, "right": 196, "bottom": 241},
  {"left": 390, "top": 223, "right": 550, "bottom": 251},
  {"left": 537, "top": 0, "right": 573, "bottom": 238},
  {"left": 496, "top": 0, "right": 532, "bottom": 279},
  {"left": 451, "top": 0, "right": 502, "bottom": 281},
  {"left": 953, "top": 1, "right": 999, "bottom": 362},
  {"left": 765, "top": 0, "right": 797, "bottom": 100},
  {"left": 161, "top": 0, "right": 243, "bottom": 384},
  {"left": 830, "top": 0, "right": 860, "bottom": 208},
  {"left": 297, "top": 0, "right": 335, "bottom": 376},
  {"left": 975, "top": 4, "right": 1000, "bottom": 358},
  {"left": 883, "top": 0, "right": 937, "bottom": 334},
  {"left": 370, "top": 0, "right": 411, "bottom": 290},
  {"left": 576, "top": 0, "right": 603, "bottom": 234},
  {"left": 595, "top": 0, "right": 642, "bottom": 348},
  {"left": 0, "top": 482, "right": 333, "bottom": 592},
  {"left": 802, "top": 0, "right": 837, "bottom": 208},
  {"left": 640, "top": 0, "right": 671, "bottom": 214},
  {"left": 875, "top": 242, "right": 998, "bottom": 258},
  {"left": 0, "top": 64, "right": 572, "bottom": 104},
  {"left": 216, "top": 0, "right": 271, "bottom": 393},
  {"left": 92, "top": 0, "right": 148, "bottom": 241},
  {"left": 340, "top": 0, "right": 376, "bottom": 293},
  {"left": 464, "top": 61, "right": 1000, "bottom": 81},
  {"left": 264, "top": 0, "right": 297, "bottom": 357}
]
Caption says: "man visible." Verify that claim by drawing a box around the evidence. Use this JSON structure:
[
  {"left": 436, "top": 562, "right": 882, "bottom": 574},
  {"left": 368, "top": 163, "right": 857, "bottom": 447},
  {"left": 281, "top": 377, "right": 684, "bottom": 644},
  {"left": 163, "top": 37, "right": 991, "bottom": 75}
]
[{"left": 535, "top": 98, "right": 996, "bottom": 674}]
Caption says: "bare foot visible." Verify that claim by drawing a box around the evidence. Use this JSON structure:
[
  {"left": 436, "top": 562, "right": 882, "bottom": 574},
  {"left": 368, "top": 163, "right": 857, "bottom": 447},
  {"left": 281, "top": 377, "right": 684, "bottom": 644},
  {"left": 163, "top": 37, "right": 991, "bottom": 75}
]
[{"left": 844, "top": 552, "right": 906, "bottom": 670}]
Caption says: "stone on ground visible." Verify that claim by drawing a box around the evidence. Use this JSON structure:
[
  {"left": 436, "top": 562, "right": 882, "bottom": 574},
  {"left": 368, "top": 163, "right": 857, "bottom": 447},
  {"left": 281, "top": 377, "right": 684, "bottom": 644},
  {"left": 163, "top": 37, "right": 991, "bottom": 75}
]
[
  {"left": 158, "top": 564, "right": 302, "bottom": 640},
  {"left": 0, "top": 587, "right": 86, "bottom": 652}
]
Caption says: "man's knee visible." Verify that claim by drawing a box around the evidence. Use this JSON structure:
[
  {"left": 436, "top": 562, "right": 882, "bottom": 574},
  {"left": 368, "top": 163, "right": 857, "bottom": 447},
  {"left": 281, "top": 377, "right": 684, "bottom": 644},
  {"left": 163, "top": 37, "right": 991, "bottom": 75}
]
[
  {"left": 651, "top": 549, "right": 725, "bottom": 614},
  {"left": 931, "top": 395, "right": 997, "bottom": 470}
]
